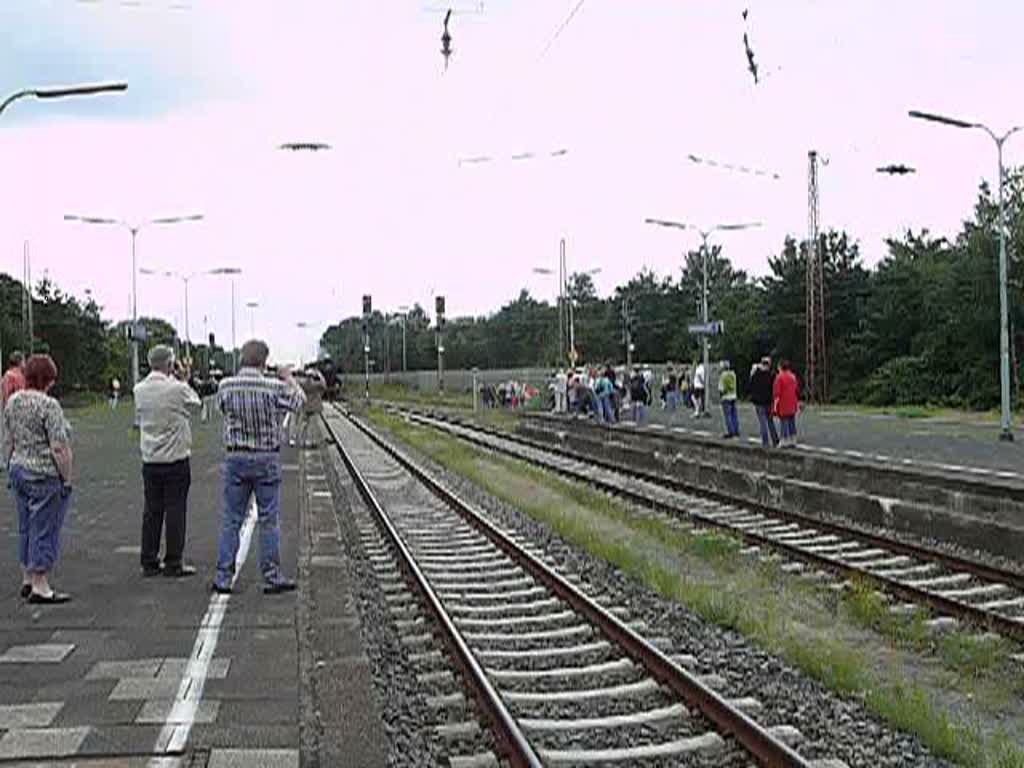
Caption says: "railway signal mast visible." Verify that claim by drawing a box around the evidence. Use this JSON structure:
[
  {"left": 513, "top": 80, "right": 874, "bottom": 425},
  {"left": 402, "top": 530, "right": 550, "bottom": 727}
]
[
  {"left": 435, "top": 295, "right": 446, "bottom": 393},
  {"left": 363, "top": 294, "right": 372, "bottom": 401},
  {"left": 806, "top": 150, "right": 828, "bottom": 404}
]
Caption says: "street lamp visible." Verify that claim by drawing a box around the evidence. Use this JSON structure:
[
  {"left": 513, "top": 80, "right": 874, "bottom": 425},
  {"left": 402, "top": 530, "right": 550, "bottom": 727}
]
[
  {"left": 645, "top": 217, "right": 762, "bottom": 415},
  {"left": 139, "top": 266, "right": 240, "bottom": 362},
  {"left": 65, "top": 212, "right": 204, "bottom": 389},
  {"left": 296, "top": 321, "right": 322, "bottom": 365},
  {"left": 0, "top": 81, "right": 127, "bottom": 117},
  {"left": 909, "top": 109, "right": 1022, "bottom": 441},
  {"left": 245, "top": 301, "right": 259, "bottom": 338}
]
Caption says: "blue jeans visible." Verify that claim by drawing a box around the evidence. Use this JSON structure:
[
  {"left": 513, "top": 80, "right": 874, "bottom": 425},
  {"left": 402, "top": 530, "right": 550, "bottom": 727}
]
[
  {"left": 10, "top": 465, "right": 71, "bottom": 573},
  {"left": 599, "top": 394, "right": 615, "bottom": 424},
  {"left": 755, "top": 405, "right": 779, "bottom": 447},
  {"left": 216, "top": 452, "right": 284, "bottom": 588},
  {"left": 721, "top": 400, "right": 740, "bottom": 436},
  {"left": 631, "top": 402, "right": 648, "bottom": 425},
  {"left": 780, "top": 415, "right": 798, "bottom": 441},
  {"left": 666, "top": 390, "right": 681, "bottom": 412}
]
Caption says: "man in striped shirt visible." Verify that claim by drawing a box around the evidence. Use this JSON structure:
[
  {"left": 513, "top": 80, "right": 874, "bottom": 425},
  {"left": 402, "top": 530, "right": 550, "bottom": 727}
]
[{"left": 213, "top": 339, "right": 305, "bottom": 594}]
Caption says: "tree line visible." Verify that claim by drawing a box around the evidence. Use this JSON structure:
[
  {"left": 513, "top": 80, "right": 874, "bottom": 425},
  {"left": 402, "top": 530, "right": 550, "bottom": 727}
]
[
  {"left": 322, "top": 170, "right": 1024, "bottom": 409},
  {"left": 3, "top": 169, "right": 1020, "bottom": 409},
  {"left": 0, "top": 275, "right": 229, "bottom": 399}
]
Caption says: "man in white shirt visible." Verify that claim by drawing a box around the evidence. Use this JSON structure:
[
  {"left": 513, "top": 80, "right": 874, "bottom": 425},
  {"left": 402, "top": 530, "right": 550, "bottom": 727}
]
[
  {"left": 692, "top": 361, "right": 706, "bottom": 417},
  {"left": 134, "top": 345, "right": 202, "bottom": 578}
]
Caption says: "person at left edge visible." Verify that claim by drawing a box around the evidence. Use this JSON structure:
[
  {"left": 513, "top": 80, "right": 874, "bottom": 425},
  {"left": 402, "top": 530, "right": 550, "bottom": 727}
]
[
  {"left": 134, "top": 345, "right": 202, "bottom": 578},
  {"left": 3, "top": 354, "right": 73, "bottom": 603}
]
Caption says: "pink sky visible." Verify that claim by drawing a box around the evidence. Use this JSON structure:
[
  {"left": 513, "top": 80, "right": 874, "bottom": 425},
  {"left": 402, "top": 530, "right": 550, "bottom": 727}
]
[{"left": 1, "top": 1, "right": 1021, "bottom": 362}]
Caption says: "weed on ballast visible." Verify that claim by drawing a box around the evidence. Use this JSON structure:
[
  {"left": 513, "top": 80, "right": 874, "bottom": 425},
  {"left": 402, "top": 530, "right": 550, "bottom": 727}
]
[
  {"left": 938, "top": 632, "right": 1012, "bottom": 679},
  {"left": 866, "top": 683, "right": 987, "bottom": 765}
]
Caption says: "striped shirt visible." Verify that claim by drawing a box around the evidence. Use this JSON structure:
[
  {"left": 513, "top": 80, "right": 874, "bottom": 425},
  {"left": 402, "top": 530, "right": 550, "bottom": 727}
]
[{"left": 216, "top": 367, "right": 306, "bottom": 452}]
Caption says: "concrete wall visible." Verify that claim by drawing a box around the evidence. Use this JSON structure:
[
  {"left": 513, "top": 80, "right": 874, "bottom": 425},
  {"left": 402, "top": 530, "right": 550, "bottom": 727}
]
[{"left": 521, "top": 413, "right": 1024, "bottom": 563}]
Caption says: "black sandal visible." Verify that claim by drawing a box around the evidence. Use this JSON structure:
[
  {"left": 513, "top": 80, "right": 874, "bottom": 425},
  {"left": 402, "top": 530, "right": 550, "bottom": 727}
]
[
  {"left": 27, "top": 591, "right": 72, "bottom": 604},
  {"left": 19, "top": 584, "right": 31, "bottom": 599}
]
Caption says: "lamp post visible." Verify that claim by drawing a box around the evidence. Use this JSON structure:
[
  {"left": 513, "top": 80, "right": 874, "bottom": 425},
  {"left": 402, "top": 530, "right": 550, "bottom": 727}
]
[
  {"left": 139, "top": 266, "right": 240, "bottom": 362},
  {"left": 65, "top": 212, "right": 204, "bottom": 389},
  {"left": 1, "top": 81, "right": 125, "bottom": 373},
  {"left": 245, "top": 301, "right": 259, "bottom": 338},
  {"left": 0, "top": 81, "right": 127, "bottom": 117},
  {"left": 909, "top": 109, "right": 1022, "bottom": 441},
  {"left": 645, "top": 217, "right": 762, "bottom": 415},
  {"left": 296, "top": 321, "right": 321, "bottom": 365}
]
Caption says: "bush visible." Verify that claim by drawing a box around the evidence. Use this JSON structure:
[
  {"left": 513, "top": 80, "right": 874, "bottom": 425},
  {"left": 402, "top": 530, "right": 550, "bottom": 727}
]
[{"left": 862, "top": 356, "right": 936, "bottom": 406}]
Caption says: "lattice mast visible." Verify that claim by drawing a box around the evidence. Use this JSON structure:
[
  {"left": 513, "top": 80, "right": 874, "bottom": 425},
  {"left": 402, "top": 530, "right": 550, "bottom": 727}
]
[{"left": 806, "top": 150, "right": 828, "bottom": 403}]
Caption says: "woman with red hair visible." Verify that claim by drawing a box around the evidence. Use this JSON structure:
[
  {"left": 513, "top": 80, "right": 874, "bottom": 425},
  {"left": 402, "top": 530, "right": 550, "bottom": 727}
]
[{"left": 2, "top": 354, "right": 74, "bottom": 603}]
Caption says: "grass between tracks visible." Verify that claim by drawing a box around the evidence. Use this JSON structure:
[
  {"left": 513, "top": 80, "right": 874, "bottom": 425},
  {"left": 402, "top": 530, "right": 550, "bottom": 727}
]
[{"left": 367, "top": 408, "right": 1024, "bottom": 768}]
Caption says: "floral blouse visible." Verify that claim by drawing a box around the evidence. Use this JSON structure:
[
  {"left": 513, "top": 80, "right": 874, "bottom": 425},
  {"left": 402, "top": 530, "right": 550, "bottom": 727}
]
[{"left": 2, "top": 390, "right": 71, "bottom": 477}]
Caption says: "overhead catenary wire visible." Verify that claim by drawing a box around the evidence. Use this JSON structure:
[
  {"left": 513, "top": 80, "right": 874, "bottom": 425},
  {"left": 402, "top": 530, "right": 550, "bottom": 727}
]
[
  {"left": 687, "top": 153, "right": 782, "bottom": 180},
  {"left": 538, "top": 0, "right": 588, "bottom": 61}
]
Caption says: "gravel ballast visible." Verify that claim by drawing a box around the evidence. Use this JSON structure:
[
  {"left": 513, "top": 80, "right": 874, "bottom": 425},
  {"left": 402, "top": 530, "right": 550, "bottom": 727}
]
[{"left": 369, "top": 412, "right": 953, "bottom": 768}]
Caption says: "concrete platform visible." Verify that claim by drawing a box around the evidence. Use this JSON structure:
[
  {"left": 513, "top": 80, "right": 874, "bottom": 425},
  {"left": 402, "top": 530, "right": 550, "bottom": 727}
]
[
  {"left": 0, "top": 405, "right": 387, "bottom": 767},
  {"left": 520, "top": 411, "right": 1024, "bottom": 564}
]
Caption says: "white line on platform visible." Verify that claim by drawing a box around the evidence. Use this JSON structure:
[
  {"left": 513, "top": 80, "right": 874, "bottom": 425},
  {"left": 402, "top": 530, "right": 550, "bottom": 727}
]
[{"left": 148, "top": 498, "right": 257, "bottom": 763}]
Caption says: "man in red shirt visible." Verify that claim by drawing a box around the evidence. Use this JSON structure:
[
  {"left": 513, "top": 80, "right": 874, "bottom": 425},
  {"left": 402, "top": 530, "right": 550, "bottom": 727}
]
[
  {"left": 1, "top": 352, "right": 26, "bottom": 406},
  {"left": 772, "top": 359, "right": 800, "bottom": 448}
]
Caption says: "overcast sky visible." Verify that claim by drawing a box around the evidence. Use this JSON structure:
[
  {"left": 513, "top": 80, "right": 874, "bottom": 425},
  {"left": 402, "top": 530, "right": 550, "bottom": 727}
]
[{"left": 1, "top": 1, "right": 1021, "bottom": 363}]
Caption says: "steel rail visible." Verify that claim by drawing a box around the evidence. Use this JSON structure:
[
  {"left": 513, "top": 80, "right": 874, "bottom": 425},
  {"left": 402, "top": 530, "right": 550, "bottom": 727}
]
[
  {"left": 332, "top": 404, "right": 812, "bottom": 768},
  {"left": 323, "top": 408, "right": 544, "bottom": 768},
  {"left": 453, "top": 409, "right": 1024, "bottom": 590},
  {"left": 394, "top": 406, "right": 1024, "bottom": 642}
]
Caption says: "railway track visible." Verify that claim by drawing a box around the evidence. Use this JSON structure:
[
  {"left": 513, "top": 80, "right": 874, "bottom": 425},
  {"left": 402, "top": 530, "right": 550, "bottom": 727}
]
[
  {"left": 385, "top": 405, "right": 1024, "bottom": 644},
  {"left": 322, "top": 404, "right": 846, "bottom": 767}
]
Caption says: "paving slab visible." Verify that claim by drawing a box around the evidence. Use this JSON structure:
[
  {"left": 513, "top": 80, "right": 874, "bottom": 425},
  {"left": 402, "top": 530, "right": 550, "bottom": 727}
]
[
  {"left": 0, "top": 727, "right": 91, "bottom": 759},
  {"left": 208, "top": 748, "right": 299, "bottom": 768},
  {"left": 0, "top": 644, "right": 76, "bottom": 664},
  {"left": 0, "top": 702, "right": 63, "bottom": 729},
  {"left": 135, "top": 698, "right": 221, "bottom": 724}
]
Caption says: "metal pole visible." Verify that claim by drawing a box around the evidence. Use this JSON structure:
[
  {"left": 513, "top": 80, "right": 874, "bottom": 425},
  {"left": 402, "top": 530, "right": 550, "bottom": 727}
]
[
  {"left": 568, "top": 280, "right": 576, "bottom": 367},
  {"left": 473, "top": 369, "right": 479, "bottom": 412},
  {"left": 559, "top": 238, "right": 566, "bottom": 365},
  {"left": 437, "top": 329, "right": 445, "bottom": 394},
  {"left": 230, "top": 279, "right": 236, "bottom": 373},
  {"left": 625, "top": 297, "right": 633, "bottom": 368},
  {"left": 363, "top": 329, "right": 370, "bottom": 401},
  {"left": 21, "top": 249, "right": 27, "bottom": 352},
  {"left": 402, "top": 314, "right": 407, "bottom": 373},
  {"left": 130, "top": 228, "right": 140, "bottom": 389},
  {"left": 997, "top": 138, "right": 1014, "bottom": 441},
  {"left": 702, "top": 233, "right": 710, "bottom": 417},
  {"left": 24, "top": 242, "right": 33, "bottom": 354},
  {"left": 183, "top": 277, "right": 191, "bottom": 364}
]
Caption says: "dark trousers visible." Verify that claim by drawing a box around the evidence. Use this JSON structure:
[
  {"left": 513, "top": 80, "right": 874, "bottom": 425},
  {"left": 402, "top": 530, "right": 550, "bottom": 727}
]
[
  {"left": 755, "top": 405, "right": 779, "bottom": 447},
  {"left": 141, "top": 459, "right": 191, "bottom": 569}
]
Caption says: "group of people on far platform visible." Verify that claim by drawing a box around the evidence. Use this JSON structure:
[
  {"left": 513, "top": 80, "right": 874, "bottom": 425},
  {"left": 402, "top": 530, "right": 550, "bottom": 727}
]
[
  {"left": 546, "top": 355, "right": 801, "bottom": 449},
  {"left": 2, "top": 340, "right": 327, "bottom": 605}
]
